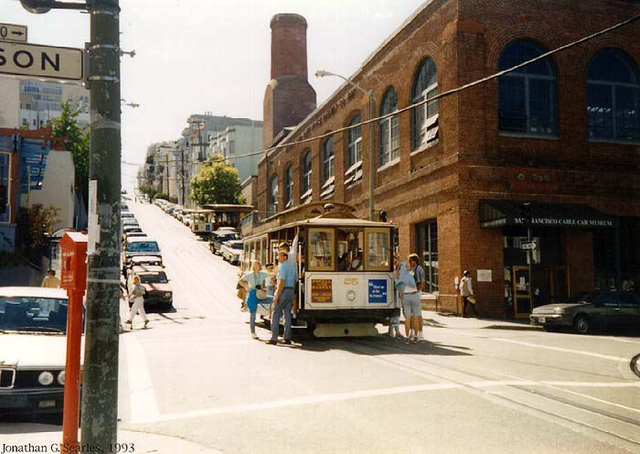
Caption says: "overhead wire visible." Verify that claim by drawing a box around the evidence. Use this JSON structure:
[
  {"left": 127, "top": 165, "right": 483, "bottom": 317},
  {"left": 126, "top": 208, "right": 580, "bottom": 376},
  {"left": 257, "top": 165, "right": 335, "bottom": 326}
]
[{"left": 135, "top": 11, "right": 640, "bottom": 173}]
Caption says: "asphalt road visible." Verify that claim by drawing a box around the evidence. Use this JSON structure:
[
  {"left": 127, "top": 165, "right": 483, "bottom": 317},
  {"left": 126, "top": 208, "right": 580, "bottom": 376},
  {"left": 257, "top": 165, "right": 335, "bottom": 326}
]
[{"left": 115, "top": 200, "right": 640, "bottom": 454}]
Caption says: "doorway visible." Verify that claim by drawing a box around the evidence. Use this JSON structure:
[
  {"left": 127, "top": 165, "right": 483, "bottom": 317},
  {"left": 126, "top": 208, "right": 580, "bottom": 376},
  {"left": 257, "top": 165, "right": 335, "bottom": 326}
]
[{"left": 511, "top": 265, "right": 569, "bottom": 318}]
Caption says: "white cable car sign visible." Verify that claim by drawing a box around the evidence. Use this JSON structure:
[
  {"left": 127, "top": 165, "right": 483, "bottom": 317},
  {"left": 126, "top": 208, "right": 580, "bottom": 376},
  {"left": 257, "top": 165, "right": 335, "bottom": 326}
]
[{"left": 0, "top": 41, "right": 83, "bottom": 81}]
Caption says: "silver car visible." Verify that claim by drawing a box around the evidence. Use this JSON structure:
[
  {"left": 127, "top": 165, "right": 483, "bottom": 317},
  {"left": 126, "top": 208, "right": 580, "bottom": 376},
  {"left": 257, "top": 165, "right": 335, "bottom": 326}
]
[{"left": 530, "top": 291, "right": 640, "bottom": 334}]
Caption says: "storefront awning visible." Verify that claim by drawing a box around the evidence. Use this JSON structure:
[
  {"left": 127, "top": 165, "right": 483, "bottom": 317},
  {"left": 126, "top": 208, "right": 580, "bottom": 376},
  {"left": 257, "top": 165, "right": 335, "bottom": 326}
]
[{"left": 479, "top": 199, "right": 617, "bottom": 229}]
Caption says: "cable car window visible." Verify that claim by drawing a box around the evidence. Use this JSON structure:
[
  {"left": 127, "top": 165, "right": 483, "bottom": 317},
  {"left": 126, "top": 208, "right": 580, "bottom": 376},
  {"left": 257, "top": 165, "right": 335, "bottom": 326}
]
[
  {"left": 308, "top": 228, "right": 335, "bottom": 271},
  {"left": 365, "top": 228, "right": 391, "bottom": 271},
  {"left": 336, "top": 227, "right": 364, "bottom": 272}
]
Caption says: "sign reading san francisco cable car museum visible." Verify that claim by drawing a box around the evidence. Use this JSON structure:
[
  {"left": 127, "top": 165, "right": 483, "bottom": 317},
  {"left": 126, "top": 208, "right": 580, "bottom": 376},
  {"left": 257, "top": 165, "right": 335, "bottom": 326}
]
[{"left": 0, "top": 41, "right": 83, "bottom": 81}]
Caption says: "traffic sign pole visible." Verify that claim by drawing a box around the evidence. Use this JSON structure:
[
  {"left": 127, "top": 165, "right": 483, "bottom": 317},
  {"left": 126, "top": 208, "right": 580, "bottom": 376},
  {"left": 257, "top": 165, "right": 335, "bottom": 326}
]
[{"left": 81, "top": 0, "right": 121, "bottom": 451}]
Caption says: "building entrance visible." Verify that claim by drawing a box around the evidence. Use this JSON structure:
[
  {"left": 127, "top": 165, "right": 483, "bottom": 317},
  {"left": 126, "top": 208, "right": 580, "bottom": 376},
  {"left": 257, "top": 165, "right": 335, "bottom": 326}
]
[
  {"left": 503, "top": 227, "right": 568, "bottom": 318},
  {"left": 509, "top": 265, "right": 569, "bottom": 318}
]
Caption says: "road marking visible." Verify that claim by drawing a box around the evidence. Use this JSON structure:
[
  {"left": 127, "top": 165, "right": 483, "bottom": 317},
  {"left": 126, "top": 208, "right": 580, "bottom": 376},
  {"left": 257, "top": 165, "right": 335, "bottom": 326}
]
[
  {"left": 134, "top": 380, "right": 640, "bottom": 424},
  {"left": 486, "top": 337, "right": 624, "bottom": 362},
  {"left": 123, "top": 334, "right": 160, "bottom": 424}
]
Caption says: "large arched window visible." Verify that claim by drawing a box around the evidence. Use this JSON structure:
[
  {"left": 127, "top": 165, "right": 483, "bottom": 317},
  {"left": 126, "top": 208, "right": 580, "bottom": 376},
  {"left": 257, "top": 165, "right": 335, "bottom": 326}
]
[
  {"left": 412, "top": 57, "right": 439, "bottom": 149},
  {"left": 269, "top": 175, "right": 278, "bottom": 214},
  {"left": 345, "top": 114, "right": 363, "bottom": 186},
  {"left": 284, "top": 164, "right": 294, "bottom": 208},
  {"left": 498, "top": 40, "right": 557, "bottom": 135},
  {"left": 587, "top": 49, "right": 640, "bottom": 141},
  {"left": 300, "top": 150, "right": 312, "bottom": 202},
  {"left": 379, "top": 87, "right": 400, "bottom": 167}
]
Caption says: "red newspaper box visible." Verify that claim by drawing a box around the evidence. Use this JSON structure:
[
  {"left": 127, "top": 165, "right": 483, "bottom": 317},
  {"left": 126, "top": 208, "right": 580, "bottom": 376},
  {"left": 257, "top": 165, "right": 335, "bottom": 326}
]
[
  {"left": 60, "top": 232, "right": 88, "bottom": 292},
  {"left": 58, "top": 232, "right": 88, "bottom": 449}
]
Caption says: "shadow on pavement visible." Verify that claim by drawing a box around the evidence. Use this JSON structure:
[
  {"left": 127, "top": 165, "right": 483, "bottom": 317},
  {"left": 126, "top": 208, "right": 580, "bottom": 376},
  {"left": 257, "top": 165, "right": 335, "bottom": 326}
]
[{"left": 294, "top": 333, "right": 473, "bottom": 358}]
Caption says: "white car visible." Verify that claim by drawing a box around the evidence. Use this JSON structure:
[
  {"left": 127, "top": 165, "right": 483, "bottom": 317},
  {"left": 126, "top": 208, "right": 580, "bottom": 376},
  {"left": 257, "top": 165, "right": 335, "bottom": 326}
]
[
  {"left": 0, "top": 287, "right": 73, "bottom": 423},
  {"left": 220, "top": 240, "right": 244, "bottom": 265}
]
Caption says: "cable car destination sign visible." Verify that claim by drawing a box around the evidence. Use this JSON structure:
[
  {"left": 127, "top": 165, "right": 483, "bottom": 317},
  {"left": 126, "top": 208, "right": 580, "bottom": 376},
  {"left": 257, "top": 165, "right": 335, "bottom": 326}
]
[{"left": 0, "top": 40, "right": 83, "bottom": 81}]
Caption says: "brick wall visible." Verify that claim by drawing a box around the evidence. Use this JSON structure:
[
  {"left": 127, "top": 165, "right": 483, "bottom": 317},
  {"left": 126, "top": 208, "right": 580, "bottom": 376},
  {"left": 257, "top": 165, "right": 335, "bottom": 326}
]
[{"left": 254, "top": 0, "right": 640, "bottom": 318}]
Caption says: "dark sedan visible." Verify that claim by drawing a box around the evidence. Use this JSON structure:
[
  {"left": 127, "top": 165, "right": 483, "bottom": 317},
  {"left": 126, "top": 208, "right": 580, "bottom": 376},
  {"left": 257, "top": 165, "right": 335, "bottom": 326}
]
[{"left": 530, "top": 291, "right": 640, "bottom": 334}]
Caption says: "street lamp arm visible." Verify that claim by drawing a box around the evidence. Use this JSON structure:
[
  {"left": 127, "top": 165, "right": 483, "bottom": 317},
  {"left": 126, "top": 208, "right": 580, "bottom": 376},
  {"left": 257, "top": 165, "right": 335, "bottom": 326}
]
[{"left": 314, "top": 70, "right": 371, "bottom": 98}]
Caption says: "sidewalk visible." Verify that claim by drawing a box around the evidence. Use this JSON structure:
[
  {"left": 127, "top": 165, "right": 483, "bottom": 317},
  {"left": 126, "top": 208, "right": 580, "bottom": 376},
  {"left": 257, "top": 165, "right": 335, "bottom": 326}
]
[
  {"left": 0, "top": 424, "right": 222, "bottom": 454},
  {"left": 420, "top": 310, "right": 543, "bottom": 331}
]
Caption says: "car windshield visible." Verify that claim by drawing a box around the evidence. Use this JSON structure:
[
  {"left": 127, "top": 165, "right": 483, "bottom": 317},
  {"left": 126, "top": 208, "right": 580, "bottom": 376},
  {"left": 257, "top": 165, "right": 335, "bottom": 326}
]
[
  {"left": 127, "top": 241, "right": 160, "bottom": 253},
  {"left": 227, "top": 241, "right": 243, "bottom": 250},
  {"left": 566, "top": 292, "right": 595, "bottom": 304},
  {"left": 219, "top": 233, "right": 239, "bottom": 242},
  {"left": 0, "top": 296, "right": 69, "bottom": 333},
  {"left": 139, "top": 272, "right": 168, "bottom": 284}
]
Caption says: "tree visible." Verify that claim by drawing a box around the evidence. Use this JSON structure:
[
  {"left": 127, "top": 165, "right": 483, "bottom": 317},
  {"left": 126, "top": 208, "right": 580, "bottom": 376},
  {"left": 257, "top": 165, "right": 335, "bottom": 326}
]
[
  {"left": 191, "top": 154, "right": 245, "bottom": 206},
  {"left": 50, "top": 101, "right": 90, "bottom": 206},
  {"left": 27, "top": 204, "right": 60, "bottom": 250}
]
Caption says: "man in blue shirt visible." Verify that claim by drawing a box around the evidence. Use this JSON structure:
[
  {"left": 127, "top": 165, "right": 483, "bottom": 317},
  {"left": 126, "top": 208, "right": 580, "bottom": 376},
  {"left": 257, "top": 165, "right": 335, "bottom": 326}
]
[{"left": 267, "top": 251, "right": 296, "bottom": 345}]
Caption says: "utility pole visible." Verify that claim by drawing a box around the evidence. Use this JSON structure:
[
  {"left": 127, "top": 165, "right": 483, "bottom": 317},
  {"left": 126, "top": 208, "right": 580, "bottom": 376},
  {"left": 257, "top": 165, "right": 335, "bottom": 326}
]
[
  {"left": 181, "top": 145, "right": 186, "bottom": 205},
  {"left": 82, "top": 0, "right": 121, "bottom": 450}
]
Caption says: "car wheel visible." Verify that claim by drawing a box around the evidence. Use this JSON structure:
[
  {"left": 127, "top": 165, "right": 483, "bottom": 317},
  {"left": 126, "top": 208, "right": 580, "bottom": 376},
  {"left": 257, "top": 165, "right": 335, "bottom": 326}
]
[{"left": 573, "top": 315, "right": 591, "bottom": 334}]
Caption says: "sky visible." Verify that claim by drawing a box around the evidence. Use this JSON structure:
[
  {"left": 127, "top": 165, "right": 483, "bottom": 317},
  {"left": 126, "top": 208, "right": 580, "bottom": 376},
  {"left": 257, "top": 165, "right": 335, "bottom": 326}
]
[{"left": 3, "top": 0, "right": 426, "bottom": 191}]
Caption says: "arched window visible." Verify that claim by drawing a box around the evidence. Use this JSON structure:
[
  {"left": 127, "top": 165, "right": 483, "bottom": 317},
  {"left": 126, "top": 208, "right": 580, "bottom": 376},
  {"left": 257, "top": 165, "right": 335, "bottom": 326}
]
[
  {"left": 300, "top": 150, "right": 312, "bottom": 202},
  {"left": 498, "top": 40, "right": 557, "bottom": 135},
  {"left": 284, "top": 164, "right": 294, "bottom": 208},
  {"left": 269, "top": 175, "right": 278, "bottom": 214},
  {"left": 587, "top": 49, "right": 640, "bottom": 141},
  {"left": 322, "top": 136, "right": 334, "bottom": 184},
  {"left": 379, "top": 87, "right": 400, "bottom": 167},
  {"left": 412, "top": 57, "right": 439, "bottom": 149}
]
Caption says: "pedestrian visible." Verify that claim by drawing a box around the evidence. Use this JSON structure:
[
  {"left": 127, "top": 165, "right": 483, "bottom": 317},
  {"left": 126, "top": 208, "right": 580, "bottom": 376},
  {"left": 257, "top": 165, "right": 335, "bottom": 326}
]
[
  {"left": 41, "top": 269, "right": 61, "bottom": 288},
  {"left": 266, "top": 251, "right": 296, "bottom": 345},
  {"left": 389, "top": 256, "right": 406, "bottom": 338},
  {"left": 460, "top": 270, "right": 478, "bottom": 318},
  {"left": 125, "top": 275, "right": 149, "bottom": 329},
  {"left": 405, "top": 253, "right": 425, "bottom": 344},
  {"left": 265, "top": 263, "right": 275, "bottom": 299},
  {"left": 240, "top": 261, "right": 269, "bottom": 339}
]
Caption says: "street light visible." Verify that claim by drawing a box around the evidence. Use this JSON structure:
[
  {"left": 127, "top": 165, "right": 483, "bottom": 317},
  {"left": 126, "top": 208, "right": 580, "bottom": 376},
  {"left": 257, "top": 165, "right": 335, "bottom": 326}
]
[
  {"left": 315, "top": 70, "right": 376, "bottom": 221},
  {"left": 19, "top": 0, "right": 121, "bottom": 451}
]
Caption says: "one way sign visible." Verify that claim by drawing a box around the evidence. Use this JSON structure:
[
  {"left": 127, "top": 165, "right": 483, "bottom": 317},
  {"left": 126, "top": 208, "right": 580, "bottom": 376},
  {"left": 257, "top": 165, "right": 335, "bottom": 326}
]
[{"left": 0, "top": 23, "right": 28, "bottom": 43}]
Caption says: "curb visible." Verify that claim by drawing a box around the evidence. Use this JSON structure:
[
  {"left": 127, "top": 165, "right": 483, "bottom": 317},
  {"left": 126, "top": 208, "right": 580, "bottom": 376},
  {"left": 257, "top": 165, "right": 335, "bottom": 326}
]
[{"left": 482, "top": 324, "right": 544, "bottom": 331}]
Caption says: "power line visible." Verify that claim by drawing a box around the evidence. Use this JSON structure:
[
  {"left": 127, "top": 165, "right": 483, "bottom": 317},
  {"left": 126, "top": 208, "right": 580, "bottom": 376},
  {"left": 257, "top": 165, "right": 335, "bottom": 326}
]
[{"left": 200, "top": 12, "right": 640, "bottom": 164}]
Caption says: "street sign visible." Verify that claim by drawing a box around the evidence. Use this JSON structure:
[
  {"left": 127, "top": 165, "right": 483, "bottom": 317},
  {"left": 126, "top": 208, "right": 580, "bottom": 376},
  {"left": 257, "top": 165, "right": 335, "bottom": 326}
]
[
  {"left": 0, "top": 41, "right": 83, "bottom": 81},
  {"left": 0, "top": 23, "right": 28, "bottom": 43},
  {"left": 520, "top": 241, "right": 539, "bottom": 251}
]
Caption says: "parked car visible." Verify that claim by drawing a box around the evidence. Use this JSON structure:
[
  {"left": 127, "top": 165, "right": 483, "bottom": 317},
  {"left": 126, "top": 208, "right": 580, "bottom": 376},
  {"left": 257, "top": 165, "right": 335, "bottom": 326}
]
[
  {"left": 124, "top": 232, "right": 147, "bottom": 242},
  {"left": 220, "top": 240, "right": 243, "bottom": 265},
  {"left": 129, "top": 255, "right": 163, "bottom": 267},
  {"left": 122, "top": 212, "right": 135, "bottom": 220},
  {"left": 122, "top": 225, "right": 143, "bottom": 235},
  {"left": 0, "top": 287, "right": 73, "bottom": 423},
  {"left": 209, "top": 229, "right": 240, "bottom": 255},
  {"left": 530, "top": 291, "right": 640, "bottom": 334},
  {"left": 128, "top": 265, "right": 173, "bottom": 311},
  {"left": 123, "top": 237, "right": 162, "bottom": 273}
]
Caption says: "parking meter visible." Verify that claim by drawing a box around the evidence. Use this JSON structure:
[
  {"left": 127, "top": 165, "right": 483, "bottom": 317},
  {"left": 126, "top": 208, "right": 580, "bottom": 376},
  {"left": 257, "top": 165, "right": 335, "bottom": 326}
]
[{"left": 58, "top": 232, "right": 88, "bottom": 448}]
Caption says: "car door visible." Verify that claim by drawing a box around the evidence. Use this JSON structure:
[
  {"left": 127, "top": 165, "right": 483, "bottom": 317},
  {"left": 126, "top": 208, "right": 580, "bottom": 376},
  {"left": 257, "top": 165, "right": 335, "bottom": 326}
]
[
  {"left": 592, "top": 292, "right": 619, "bottom": 329},
  {"left": 615, "top": 292, "right": 640, "bottom": 330}
]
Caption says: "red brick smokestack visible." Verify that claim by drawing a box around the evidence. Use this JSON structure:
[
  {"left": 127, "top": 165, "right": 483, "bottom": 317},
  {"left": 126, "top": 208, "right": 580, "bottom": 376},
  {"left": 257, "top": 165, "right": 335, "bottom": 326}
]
[{"left": 263, "top": 13, "right": 317, "bottom": 148}]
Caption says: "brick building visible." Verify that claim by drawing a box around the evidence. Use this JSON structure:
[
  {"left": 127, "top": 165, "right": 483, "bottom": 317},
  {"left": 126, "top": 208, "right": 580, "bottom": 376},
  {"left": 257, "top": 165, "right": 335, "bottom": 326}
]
[{"left": 253, "top": 0, "right": 640, "bottom": 319}]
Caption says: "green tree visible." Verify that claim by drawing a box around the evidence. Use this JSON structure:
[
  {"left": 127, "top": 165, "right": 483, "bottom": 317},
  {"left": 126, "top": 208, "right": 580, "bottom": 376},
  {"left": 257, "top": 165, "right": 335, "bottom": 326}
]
[
  {"left": 191, "top": 154, "right": 244, "bottom": 206},
  {"left": 27, "top": 204, "right": 61, "bottom": 250},
  {"left": 50, "top": 101, "right": 90, "bottom": 205}
]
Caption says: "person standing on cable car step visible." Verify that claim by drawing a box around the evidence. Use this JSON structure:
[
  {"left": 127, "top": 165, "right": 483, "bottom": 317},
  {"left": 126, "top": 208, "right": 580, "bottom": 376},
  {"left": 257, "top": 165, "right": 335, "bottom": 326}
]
[{"left": 267, "top": 251, "right": 296, "bottom": 345}]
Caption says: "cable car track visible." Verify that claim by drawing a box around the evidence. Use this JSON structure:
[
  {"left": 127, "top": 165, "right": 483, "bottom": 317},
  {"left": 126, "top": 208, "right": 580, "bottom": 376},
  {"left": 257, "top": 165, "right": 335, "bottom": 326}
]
[{"left": 314, "top": 336, "right": 640, "bottom": 450}]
